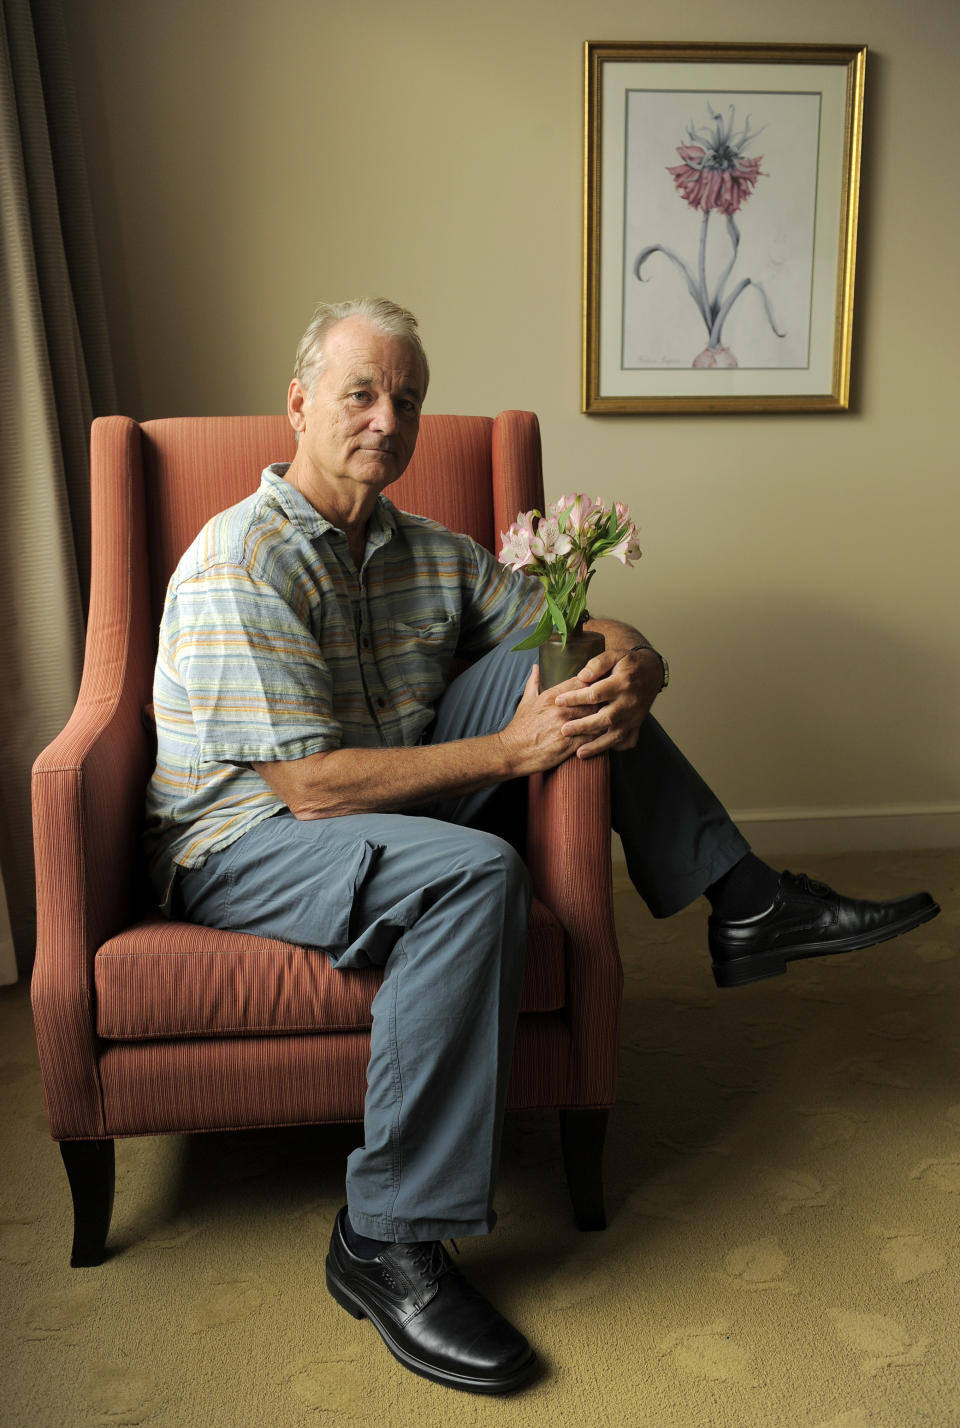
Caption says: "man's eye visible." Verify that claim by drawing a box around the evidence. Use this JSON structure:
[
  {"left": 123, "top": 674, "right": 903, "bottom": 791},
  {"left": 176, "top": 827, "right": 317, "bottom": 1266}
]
[{"left": 349, "top": 391, "right": 371, "bottom": 402}]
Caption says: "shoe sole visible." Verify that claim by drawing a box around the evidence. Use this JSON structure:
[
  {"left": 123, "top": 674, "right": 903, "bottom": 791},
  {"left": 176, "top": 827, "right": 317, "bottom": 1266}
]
[
  {"left": 325, "top": 1257, "right": 538, "bottom": 1396},
  {"left": 712, "top": 901, "right": 941, "bottom": 989}
]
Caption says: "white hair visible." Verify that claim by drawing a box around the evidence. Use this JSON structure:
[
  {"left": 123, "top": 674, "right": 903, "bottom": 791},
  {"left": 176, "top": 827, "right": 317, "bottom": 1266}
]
[{"left": 293, "top": 298, "right": 430, "bottom": 396}]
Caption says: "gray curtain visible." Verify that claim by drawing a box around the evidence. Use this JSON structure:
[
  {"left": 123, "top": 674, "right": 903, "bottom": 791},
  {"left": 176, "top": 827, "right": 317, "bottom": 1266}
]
[{"left": 0, "top": 0, "right": 115, "bottom": 979}]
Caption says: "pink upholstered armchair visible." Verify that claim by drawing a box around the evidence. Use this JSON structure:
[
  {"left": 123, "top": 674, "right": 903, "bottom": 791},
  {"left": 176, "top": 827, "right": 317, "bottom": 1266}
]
[{"left": 31, "top": 411, "right": 624, "bottom": 1266}]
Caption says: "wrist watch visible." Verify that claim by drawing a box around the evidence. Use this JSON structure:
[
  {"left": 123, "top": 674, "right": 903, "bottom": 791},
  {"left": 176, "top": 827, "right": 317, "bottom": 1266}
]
[{"left": 629, "top": 642, "right": 669, "bottom": 691}]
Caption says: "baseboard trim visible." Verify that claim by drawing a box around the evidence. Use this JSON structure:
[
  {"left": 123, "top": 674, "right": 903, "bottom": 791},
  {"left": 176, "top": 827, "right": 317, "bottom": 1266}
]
[{"left": 612, "top": 805, "right": 960, "bottom": 862}]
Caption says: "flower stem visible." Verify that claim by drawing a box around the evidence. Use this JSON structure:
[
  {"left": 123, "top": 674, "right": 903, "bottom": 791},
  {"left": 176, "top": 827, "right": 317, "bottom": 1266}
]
[
  {"left": 714, "top": 216, "right": 740, "bottom": 312},
  {"left": 698, "top": 211, "right": 711, "bottom": 333},
  {"left": 710, "top": 276, "right": 786, "bottom": 347}
]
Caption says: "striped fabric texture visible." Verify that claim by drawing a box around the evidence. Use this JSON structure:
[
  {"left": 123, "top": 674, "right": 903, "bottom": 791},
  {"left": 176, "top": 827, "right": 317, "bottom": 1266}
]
[
  {"left": 94, "top": 897, "right": 565, "bottom": 1041},
  {"left": 143, "top": 467, "right": 544, "bottom": 896},
  {"left": 95, "top": 1015, "right": 575, "bottom": 1137}
]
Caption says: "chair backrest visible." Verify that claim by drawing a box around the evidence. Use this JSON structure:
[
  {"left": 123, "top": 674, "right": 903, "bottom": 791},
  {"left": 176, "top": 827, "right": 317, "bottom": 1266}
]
[
  {"left": 138, "top": 413, "right": 540, "bottom": 633},
  {"left": 68, "top": 409, "right": 543, "bottom": 932}
]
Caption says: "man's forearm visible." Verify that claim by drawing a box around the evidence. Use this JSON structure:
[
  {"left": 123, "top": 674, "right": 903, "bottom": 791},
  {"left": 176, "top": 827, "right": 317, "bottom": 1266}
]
[
  {"left": 252, "top": 625, "right": 664, "bottom": 818},
  {"left": 253, "top": 735, "right": 514, "bottom": 821},
  {"left": 254, "top": 659, "right": 599, "bottom": 818},
  {"left": 584, "top": 615, "right": 647, "bottom": 652}
]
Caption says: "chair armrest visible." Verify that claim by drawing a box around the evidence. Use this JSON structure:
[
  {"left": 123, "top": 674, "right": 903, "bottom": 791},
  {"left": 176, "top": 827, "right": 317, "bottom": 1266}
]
[
  {"left": 526, "top": 755, "right": 623, "bottom": 1105},
  {"left": 33, "top": 696, "right": 154, "bottom": 956},
  {"left": 31, "top": 416, "right": 154, "bottom": 1139},
  {"left": 32, "top": 696, "right": 154, "bottom": 1138}
]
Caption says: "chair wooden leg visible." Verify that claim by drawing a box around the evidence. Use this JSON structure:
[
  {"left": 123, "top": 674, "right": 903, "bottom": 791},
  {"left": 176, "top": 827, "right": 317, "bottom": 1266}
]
[
  {"left": 59, "top": 1139, "right": 115, "bottom": 1266},
  {"left": 559, "top": 1108, "right": 608, "bottom": 1231}
]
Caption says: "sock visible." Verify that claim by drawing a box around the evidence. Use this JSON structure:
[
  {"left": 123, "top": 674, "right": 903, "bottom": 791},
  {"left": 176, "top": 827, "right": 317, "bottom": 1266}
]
[
  {"left": 343, "top": 1212, "right": 392, "bottom": 1260},
  {"left": 705, "top": 853, "right": 781, "bottom": 921}
]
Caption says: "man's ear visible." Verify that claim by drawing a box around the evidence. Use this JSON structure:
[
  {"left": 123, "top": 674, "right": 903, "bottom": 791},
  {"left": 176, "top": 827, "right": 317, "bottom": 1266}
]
[{"left": 287, "top": 378, "right": 308, "bottom": 434}]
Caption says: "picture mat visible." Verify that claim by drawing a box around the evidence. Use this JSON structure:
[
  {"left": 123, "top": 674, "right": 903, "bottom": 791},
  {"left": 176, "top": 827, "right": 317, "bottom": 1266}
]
[{"left": 597, "top": 61, "right": 849, "bottom": 399}]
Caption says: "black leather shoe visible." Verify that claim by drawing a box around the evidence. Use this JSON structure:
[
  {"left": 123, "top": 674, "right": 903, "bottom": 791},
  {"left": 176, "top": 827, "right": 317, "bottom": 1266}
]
[
  {"left": 709, "top": 871, "right": 940, "bottom": 988},
  {"left": 325, "top": 1208, "right": 537, "bottom": 1395}
]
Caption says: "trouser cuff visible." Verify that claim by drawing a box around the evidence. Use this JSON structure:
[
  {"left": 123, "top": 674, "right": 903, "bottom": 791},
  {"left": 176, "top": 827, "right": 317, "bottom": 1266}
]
[
  {"left": 641, "top": 829, "right": 750, "bottom": 919},
  {"left": 345, "top": 1206, "right": 498, "bottom": 1243}
]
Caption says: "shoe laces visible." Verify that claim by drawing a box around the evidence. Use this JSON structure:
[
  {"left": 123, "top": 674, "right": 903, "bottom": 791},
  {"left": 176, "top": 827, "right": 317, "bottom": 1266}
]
[
  {"left": 783, "top": 870, "right": 831, "bottom": 898},
  {"left": 407, "top": 1239, "right": 458, "bottom": 1286}
]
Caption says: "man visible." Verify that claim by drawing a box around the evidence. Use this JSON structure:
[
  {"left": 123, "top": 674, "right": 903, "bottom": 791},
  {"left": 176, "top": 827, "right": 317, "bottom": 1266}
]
[{"left": 144, "top": 298, "right": 939, "bottom": 1396}]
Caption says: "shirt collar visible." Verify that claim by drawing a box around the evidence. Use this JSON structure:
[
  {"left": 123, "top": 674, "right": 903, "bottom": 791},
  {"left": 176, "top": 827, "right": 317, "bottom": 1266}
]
[{"left": 261, "top": 464, "right": 397, "bottom": 549}]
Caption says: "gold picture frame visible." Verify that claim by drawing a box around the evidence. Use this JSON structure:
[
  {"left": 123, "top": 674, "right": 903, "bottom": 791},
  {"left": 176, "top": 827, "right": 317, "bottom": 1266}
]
[{"left": 582, "top": 42, "right": 867, "bottom": 413}]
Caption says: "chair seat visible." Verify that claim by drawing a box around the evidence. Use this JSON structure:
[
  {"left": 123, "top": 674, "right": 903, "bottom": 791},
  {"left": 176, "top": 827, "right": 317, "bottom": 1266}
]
[{"left": 94, "top": 901, "right": 566, "bottom": 1041}]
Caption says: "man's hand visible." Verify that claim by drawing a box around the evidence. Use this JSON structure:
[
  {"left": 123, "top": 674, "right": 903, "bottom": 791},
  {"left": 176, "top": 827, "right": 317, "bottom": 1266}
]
[
  {"left": 552, "top": 646, "right": 663, "bottom": 758},
  {"left": 496, "top": 664, "right": 595, "bottom": 776}
]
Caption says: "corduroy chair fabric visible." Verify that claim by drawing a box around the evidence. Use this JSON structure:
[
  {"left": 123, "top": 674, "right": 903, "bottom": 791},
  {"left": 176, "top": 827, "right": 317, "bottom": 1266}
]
[{"left": 31, "top": 411, "right": 624, "bottom": 1267}]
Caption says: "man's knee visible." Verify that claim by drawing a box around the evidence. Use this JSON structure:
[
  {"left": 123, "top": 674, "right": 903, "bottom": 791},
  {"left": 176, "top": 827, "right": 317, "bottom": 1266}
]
[{"left": 437, "top": 826, "right": 531, "bottom": 907}]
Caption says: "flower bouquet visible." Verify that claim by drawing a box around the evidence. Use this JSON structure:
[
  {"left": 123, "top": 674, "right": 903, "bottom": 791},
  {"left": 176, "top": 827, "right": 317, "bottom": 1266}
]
[{"left": 498, "top": 494, "right": 642, "bottom": 651}]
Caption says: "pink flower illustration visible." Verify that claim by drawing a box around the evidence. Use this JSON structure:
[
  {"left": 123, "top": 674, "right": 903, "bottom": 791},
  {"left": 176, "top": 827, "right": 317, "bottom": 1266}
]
[
  {"left": 634, "top": 103, "right": 784, "bottom": 365},
  {"left": 667, "top": 143, "right": 763, "bottom": 216}
]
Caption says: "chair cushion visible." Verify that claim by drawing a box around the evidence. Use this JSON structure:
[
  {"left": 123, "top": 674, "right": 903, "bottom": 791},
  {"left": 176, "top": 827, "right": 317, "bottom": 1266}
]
[{"left": 94, "top": 900, "right": 565, "bottom": 1040}]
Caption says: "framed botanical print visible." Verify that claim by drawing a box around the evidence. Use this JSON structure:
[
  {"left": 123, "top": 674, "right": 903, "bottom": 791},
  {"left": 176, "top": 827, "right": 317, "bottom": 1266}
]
[{"left": 582, "top": 42, "right": 867, "bottom": 413}]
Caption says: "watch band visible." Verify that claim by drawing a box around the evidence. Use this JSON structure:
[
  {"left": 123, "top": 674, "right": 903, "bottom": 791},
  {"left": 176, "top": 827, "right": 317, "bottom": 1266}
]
[{"left": 629, "top": 642, "right": 669, "bottom": 690}]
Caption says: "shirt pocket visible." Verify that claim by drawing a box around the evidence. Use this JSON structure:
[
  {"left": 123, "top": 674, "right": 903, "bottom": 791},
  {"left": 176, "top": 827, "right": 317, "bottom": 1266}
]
[{"left": 389, "top": 615, "right": 460, "bottom": 704}]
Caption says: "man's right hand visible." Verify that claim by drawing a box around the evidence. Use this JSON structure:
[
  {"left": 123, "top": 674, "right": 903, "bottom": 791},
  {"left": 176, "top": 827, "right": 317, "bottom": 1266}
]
[{"left": 496, "top": 664, "right": 594, "bottom": 777}]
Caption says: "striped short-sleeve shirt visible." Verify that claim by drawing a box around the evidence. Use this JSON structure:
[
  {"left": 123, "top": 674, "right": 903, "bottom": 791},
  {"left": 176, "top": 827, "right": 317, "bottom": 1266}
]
[{"left": 143, "top": 464, "right": 545, "bottom": 901}]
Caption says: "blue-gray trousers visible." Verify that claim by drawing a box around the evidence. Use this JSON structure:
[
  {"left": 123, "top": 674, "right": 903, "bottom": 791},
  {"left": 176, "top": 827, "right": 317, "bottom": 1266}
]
[{"left": 176, "top": 635, "right": 747, "bottom": 1241}]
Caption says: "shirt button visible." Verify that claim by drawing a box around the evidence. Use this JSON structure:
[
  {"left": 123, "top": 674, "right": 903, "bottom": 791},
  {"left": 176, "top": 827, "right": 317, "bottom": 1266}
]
[
  {"left": 375, "top": 696, "right": 387, "bottom": 709},
  {"left": 361, "top": 636, "right": 371, "bottom": 649}
]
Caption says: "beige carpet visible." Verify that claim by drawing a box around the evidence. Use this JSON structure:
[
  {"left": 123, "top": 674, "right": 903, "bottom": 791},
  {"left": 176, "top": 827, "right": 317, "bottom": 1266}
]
[{"left": 2, "top": 849, "right": 959, "bottom": 1428}]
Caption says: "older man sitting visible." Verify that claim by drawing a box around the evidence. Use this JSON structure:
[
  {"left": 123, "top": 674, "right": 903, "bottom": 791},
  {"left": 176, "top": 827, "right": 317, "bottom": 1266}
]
[{"left": 144, "top": 298, "right": 938, "bottom": 1395}]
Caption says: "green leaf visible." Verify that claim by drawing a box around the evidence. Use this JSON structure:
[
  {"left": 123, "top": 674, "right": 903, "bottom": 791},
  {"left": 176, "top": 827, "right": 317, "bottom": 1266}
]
[
  {"left": 544, "top": 591, "right": 568, "bottom": 643},
  {"left": 510, "top": 606, "right": 556, "bottom": 651}
]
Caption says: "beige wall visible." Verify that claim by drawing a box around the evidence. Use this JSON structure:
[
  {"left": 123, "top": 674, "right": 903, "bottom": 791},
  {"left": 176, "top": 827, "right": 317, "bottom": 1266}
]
[{"left": 65, "top": 0, "right": 960, "bottom": 850}]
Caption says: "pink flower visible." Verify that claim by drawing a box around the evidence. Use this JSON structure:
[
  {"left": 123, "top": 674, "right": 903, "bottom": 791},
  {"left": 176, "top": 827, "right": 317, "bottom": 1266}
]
[
  {"left": 566, "top": 552, "right": 591, "bottom": 583},
  {"left": 609, "top": 529, "right": 642, "bottom": 566},
  {"left": 552, "top": 492, "right": 605, "bottom": 534},
  {"left": 668, "top": 145, "right": 763, "bottom": 215},
  {"left": 666, "top": 105, "right": 766, "bottom": 216},
  {"left": 529, "top": 516, "right": 572, "bottom": 563},
  {"left": 498, "top": 523, "right": 535, "bottom": 571},
  {"left": 499, "top": 494, "right": 641, "bottom": 647}
]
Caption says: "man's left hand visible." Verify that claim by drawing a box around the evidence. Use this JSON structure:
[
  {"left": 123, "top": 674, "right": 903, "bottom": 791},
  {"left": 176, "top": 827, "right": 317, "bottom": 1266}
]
[{"left": 553, "top": 646, "right": 663, "bottom": 758}]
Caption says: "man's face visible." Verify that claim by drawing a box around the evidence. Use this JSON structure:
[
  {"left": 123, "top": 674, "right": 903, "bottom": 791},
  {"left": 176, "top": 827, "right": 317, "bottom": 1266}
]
[{"left": 289, "top": 316, "right": 425, "bottom": 502}]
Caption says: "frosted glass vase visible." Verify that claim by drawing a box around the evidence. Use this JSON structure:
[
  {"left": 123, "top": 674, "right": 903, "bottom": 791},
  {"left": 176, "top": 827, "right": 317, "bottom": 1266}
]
[{"left": 538, "top": 628, "right": 605, "bottom": 691}]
